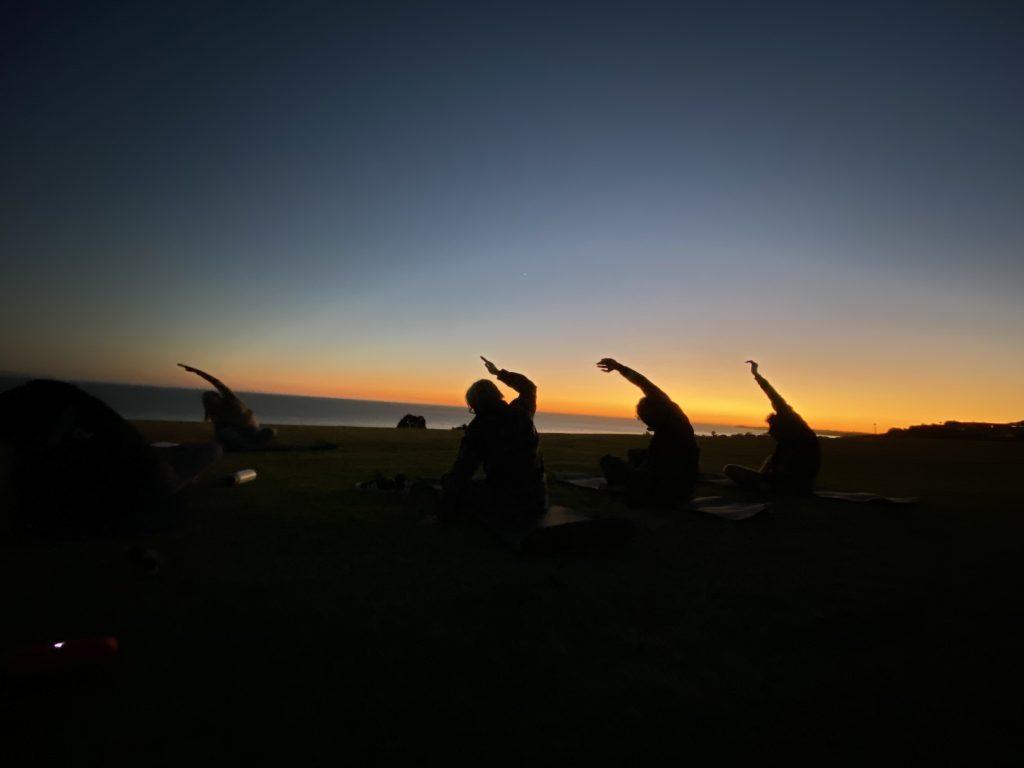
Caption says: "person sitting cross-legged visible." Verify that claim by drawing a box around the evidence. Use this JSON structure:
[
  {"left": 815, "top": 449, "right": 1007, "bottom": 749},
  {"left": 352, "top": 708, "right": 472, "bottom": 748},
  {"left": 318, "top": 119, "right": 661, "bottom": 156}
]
[
  {"left": 596, "top": 358, "right": 700, "bottom": 507},
  {"left": 441, "top": 357, "right": 547, "bottom": 520},
  {"left": 723, "top": 360, "right": 820, "bottom": 494},
  {"left": 178, "top": 363, "right": 276, "bottom": 451}
]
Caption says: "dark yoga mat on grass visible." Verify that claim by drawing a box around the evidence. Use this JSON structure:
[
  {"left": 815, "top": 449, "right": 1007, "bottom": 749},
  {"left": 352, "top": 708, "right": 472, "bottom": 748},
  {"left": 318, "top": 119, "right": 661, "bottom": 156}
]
[
  {"left": 556, "top": 476, "right": 769, "bottom": 521},
  {"left": 354, "top": 478, "right": 635, "bottom": 553},
  {"left": 699, "top": 473, "right": 739, "bottom": 488},
  {"left": 813, "top": 490, "right": 918, "bottom": 504},
  {"left": 478, "top": 505, "right": 635, "bottom": 554},
  {"left": 696, "top": 473, "right": 917, "bottom": 504}
]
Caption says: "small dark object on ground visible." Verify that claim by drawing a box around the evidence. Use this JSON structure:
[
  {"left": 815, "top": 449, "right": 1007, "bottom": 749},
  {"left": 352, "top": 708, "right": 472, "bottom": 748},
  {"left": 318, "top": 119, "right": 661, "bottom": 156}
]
[
  {"left": 356, "top": 472, "right": 408, "bottom": 492},
  {"left": 396, "top": 414, "right": 427, "bottom": 429}
]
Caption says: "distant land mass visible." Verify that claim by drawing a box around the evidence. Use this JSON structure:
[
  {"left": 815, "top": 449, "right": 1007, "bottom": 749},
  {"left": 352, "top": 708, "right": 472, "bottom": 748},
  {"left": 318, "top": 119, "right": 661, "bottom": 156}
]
[
  {"left": 734, "top": 425, "right": 866, "bottom": 438},
  {"left": 886, "top": 420, "right": 1024, "bottom": 441}
]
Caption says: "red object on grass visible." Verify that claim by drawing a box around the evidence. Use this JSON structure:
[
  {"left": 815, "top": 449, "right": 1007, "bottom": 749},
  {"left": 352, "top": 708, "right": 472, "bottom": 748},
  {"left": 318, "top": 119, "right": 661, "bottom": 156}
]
[{"left": 4, "top": 636, "right": 120, "bottom": 676}]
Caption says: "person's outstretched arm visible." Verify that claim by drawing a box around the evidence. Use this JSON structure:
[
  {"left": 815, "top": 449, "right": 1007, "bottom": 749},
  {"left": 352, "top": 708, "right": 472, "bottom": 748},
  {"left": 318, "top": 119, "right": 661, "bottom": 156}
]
[
  {"left": 481, "top": 356, "right": 536, "bottom": 417},
  {"left": 178, "top": 364, "right": 235, "bottom": 399},
  {"left": 746, "top": 361, "right": 790, "bottom": 413},
  {"left": 596, "top": 358, "right": 667, "bottom": 400}
]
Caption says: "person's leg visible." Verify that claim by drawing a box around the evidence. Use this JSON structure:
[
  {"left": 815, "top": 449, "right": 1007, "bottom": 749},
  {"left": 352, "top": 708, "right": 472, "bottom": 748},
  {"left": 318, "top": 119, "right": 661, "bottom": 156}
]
[
  {"left": 440, "top": 476, "right": 490, "bottom": 521},
  {"left": 624, "top": 467, "right": 656, "bottom": 508},
  {"left": 600, "top": 454, "right": 629, "bottom": 485},
  {"left": 626, "top": 448, "right": 649, "bottom": 469},
  {"left": 677, "top": 464, "right": 698, "bottom": 504},
  {"left": 723, "top": 464, "right": 767, "bottom": 491}
]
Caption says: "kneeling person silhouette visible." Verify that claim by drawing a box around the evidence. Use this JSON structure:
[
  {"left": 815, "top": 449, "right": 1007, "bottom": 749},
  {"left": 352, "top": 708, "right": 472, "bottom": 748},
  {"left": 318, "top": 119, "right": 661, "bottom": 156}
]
[
  {"left": 596, "top": 358, "right": 700, "bottom": 507},
  {"left": 441, "top": 357, "right": 547, "bottom": 520},
  {"left": 179, "top": 364, "right": 277, "bottom": 451},
  {"left": 723, "top": 361, "right": 820, "bottom": 494}
]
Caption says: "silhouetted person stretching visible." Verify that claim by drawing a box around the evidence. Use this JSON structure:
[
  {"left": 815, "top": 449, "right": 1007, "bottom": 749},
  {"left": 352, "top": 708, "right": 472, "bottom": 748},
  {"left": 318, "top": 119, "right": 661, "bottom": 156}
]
[
  {"left": 597, "top": 358, "right": 699, "bottom": 506},
  {"left": 178, "top": 364, "right": 276, "bottom": 451},
  {"left": 723, "top": 361, "right": 820, "bottom": 493},
  {"left": 442, "top": 357, "right": 546, "bottom": 518}
]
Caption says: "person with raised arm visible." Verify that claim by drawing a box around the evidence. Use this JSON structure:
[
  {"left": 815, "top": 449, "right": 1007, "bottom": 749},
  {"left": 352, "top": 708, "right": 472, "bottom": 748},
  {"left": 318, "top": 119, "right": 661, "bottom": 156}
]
[
  {"left": 441, "top": 357, "right": 546, "bottom": 518},
  {"left": 723, "top": 361, "right": 820, "bottom": 493},
  {"left": 178, "top": 364, "right": 276, "bottom": 451},
  {"left": 596, "top": 358, "right": 700, "bottom": 506}
]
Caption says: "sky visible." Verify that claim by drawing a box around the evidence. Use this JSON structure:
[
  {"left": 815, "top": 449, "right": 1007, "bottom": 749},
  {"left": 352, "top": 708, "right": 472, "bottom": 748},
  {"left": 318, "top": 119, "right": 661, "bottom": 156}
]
[{"left": 2, "top": 0, "right": 1022, "bottom": 431}]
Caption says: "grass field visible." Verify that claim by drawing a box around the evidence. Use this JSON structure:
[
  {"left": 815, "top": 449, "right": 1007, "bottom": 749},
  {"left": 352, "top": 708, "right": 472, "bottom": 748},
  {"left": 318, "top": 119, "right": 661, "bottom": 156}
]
[{"left": 3, "top": 423, "right": 1023, "bottom": 764}]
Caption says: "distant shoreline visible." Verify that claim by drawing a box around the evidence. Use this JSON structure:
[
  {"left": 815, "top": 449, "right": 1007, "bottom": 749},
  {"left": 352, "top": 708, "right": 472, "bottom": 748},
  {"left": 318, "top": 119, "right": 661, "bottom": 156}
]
[
  {"left": 734, "top": 425, "right": 868, "bottom": 438},
  {"left": 4, "top": 374, "right": 872, "bottom": 437},
  {"left": 1, "top": 373, "right": 864, "bottom": 436}
]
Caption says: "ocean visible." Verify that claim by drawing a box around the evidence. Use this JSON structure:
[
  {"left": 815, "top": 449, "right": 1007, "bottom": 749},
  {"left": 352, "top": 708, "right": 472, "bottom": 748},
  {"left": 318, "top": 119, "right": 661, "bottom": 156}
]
[{"left": 0, "top": 376, "right": 767, "bottom": 436}]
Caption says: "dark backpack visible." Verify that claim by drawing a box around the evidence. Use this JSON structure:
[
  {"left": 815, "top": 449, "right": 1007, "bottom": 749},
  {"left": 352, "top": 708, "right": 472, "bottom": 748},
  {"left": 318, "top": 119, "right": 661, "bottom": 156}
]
[{"left": 0, "top": 380, "right": 169, "bottom": 536}]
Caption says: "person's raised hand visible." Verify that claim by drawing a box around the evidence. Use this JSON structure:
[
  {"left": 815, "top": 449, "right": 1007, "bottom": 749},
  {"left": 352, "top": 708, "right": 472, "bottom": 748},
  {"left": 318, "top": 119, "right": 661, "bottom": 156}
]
[
  {"left": 746, "top": 360, "right": 759, "bottom": 376},
  {"left": 480, "top": 356, "right": 500, "bottom": 376},
  {"left": 596, "top": 358, "right": 619, "bottom": 373}
]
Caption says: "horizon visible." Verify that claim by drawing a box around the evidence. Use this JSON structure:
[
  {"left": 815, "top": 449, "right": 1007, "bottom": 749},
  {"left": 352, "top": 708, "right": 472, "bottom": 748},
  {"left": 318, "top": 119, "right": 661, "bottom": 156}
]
[
  {"left": 2, "top": 2, "right": 1022, "bottom": 433},
  {"left": 1, "top": 369, "right": 1004, "bottom": 434},
  {"left": 1, "top": 370, "right": 869, "bottom": 434}
]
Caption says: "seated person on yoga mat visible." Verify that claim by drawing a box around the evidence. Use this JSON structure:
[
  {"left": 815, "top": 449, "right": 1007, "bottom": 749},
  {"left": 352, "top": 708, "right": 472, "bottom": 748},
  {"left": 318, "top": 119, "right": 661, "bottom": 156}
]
[
  {"left": 596, "top": 358, "right": 699, "bottom": 506},
  {"left": 178, "top": 364, "right": 276, "bottom": 451},
  {"left": 441, "top": 357, "right": 547, "bottom": 518},
  {"left": 0, "top": 379, "right": 221, "bottom": 536},
  {"left": 723, "top": 361, "right": 820, "bottom": 493}
]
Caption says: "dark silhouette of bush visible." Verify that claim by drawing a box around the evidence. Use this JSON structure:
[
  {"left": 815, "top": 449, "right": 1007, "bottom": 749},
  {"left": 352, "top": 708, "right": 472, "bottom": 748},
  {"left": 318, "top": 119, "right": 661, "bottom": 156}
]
[{"left": 396, "top": 414, "right": 426, "bottom": 429}]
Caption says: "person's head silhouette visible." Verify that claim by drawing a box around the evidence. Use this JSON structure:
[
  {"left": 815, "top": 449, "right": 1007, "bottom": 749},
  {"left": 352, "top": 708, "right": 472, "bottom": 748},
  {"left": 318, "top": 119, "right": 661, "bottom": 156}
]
[
  {"left": 636, "top": 395, "right": 674, "bottom": 431},
  {"left": 465, "top": 379, "right": 504, "bottom": 415}
]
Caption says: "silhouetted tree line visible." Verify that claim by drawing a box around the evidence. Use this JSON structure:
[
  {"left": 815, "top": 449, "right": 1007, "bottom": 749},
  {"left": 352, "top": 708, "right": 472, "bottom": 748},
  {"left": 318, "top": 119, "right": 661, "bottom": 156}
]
[{"left": 887, "top": 420, "right": 1024, "bottom": 441}]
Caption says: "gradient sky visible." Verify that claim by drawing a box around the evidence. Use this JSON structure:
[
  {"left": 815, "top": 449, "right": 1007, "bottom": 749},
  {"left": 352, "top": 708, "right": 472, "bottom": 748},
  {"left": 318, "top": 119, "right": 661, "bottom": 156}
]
[{"left": 2, "top": 1, "right": 1022, "bottom": 431}]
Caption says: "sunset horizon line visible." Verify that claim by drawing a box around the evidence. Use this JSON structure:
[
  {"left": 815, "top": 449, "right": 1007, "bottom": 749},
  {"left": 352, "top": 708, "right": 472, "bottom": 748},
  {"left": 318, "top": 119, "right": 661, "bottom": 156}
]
[{"left": 0, "top": 368, "right": 948, "bottom": 434}]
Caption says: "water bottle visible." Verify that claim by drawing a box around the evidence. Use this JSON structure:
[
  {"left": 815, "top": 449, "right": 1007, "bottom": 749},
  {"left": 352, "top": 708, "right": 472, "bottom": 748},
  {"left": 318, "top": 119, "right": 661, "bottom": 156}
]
[{"left": 227, "top": 469, "right": 257, "bottom": 486}]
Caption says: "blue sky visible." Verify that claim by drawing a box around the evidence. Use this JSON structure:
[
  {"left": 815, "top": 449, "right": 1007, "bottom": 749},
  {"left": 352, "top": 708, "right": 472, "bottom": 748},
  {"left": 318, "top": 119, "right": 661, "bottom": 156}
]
[{"left": 2, "top": 1, "right": 1022, "bottom": 429}]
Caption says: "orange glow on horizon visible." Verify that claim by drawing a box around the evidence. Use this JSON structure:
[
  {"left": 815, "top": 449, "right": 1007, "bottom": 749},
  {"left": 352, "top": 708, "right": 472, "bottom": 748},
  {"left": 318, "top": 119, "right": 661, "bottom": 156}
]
[
  {"left": 196, "top": 372, "right": 1023, "bottom": 435},
  {"left": 11, "top": 351, "right": 1021, "bottom": 435},
  {"left": 142, "top": 373, "right": 991, "bottom": 434}
]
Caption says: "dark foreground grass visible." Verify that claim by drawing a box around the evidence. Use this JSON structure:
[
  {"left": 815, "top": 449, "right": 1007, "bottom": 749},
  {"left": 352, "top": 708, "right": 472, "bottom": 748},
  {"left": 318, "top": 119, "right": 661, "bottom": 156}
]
[{"left": 3, "top": 423, "right": 1023, "bottom": 764}]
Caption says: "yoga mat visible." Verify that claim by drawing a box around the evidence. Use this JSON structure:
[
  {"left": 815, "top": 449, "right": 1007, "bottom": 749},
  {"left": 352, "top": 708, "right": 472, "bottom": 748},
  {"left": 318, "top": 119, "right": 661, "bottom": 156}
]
[
  {"left": 688, "top": 495, "right": 769, "bottom": 521},
  {"left": 814, "top": 490, "right": 918, "bottom": 504},
  {"left": 479, "top": 505, "right": 635, "bottom": 554},
  {"left": 556, "top": 476, "right": 768, "bottom": 520}
]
